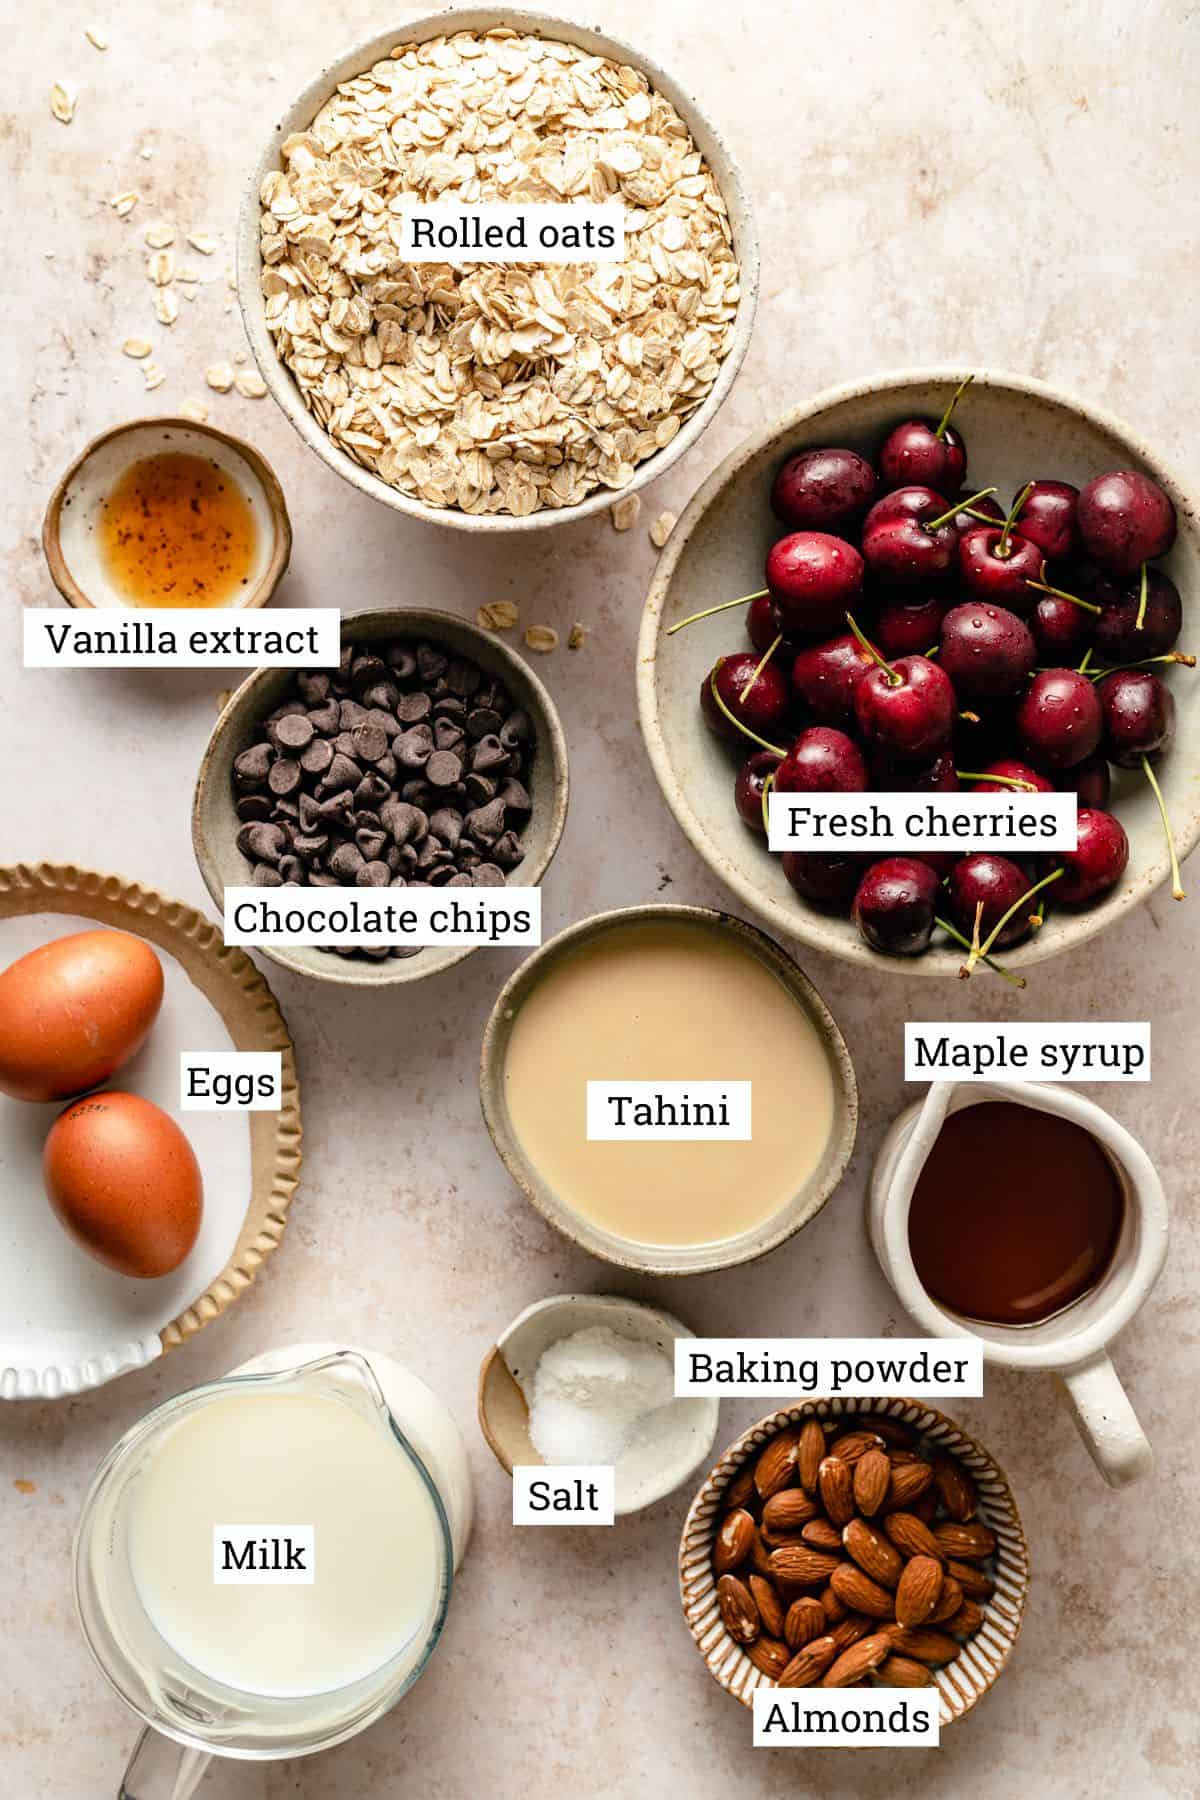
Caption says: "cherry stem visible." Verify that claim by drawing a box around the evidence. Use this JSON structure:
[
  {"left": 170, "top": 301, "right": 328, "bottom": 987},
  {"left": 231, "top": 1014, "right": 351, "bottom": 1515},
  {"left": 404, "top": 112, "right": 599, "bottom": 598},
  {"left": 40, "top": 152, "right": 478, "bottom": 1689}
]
[
  {"left": 708, "top": 661, "right": 787, "bottom": 756},
  {"left": 958, "top": 770, "right": 1038, "bottom": 792},
  {"left": 667, "top": 589, "right": 768, "bottom": 636},
  {"left": 1031, "top": 895, "right": 1046, "bottom": 930},
  {"left": 760, "top": 769, "right": 774, "bottom": 837},
  {"left": 746, "top": 634, "right": 782, "bottom": 696},
  {"left": 1134, "top": 562, "right": 1149, "bottom": 632},
  {"left": 935, "top": 373, "right": 974, "bottom": 440},
  {"left": 1025, "top": 574, "right": 1102, "bottom": 614},
  {"left": 996, "top": 482, "right": 1034, "bottom": 559},
  {"left": 1142, "top": 754, "right": 1185, "bottom": 900},
  {"left": 924, "top": 485, "right": 997, "bottom": 533},
  {"left": 937, "top": 914, "right": 1026, "bottom": 987},
  {"left": 845, "top": 611, "right": 901, "bottom": 686},
  {"left": 962, "top": 866, "right": 1065, "bottom": 976},
  {"left": 960, "top": 504, "right": 1001, "bottom": 523},
  {"left": 1088, "top": 651, "right": 1196, "bottom": 681},
  {"left": 959, "top": 710, "right": 981, "bottom": 724},
  {"left": 1079, "top": 646, "right": 1094, "bottom": 675}
]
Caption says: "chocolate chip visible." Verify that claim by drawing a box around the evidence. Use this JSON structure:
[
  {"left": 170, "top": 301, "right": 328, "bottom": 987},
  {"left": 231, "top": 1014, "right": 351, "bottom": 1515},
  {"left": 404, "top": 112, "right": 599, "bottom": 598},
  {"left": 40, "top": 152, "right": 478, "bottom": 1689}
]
[
  {"left": 352, "top": 724, "right": 390, "bottom": 764},
  {"left": 320, "top": 753, "right": 362, "bottom": 796},
  {"left": 338, "top": 700, "right": 368, "bottom": 731},
  {"left": 236, "top": 795, "right": 273, "bottom": 823},
  {"left": 355, "top": 773, "right": 390, "bottom": 810},
  {"left": 328, "top": 843, "right": 365, "bottom": 880},
  {"left": 463, "top": 772, "right": 497, "bottom": 806},
  {"left": 466, "top": 706, "right": 503, "bottom": 740},
  {"left": 465, "top": 798, "right": 506, "bottom": 846},
  {"left": 500, "top": 710, "right": 532, "bottom": 748},
  {"left": 434, "top": 717, "right": 465, "bottom": 752},
  {"left": 292, "top": 833, "right": 329, "bottom": 859},
  {"left": 351, "top": 654, "right": 388, "bottom": 695},
  {"left": 381, "top": 801, "right": 426, "bottom": 846},
  {"left": 355, "top": 828, "right": 388, "bottom": 861},
  {"left": 446, "top": 657, "right": 481, "bottom": 698},
  {"left": 309, "top": 700, "right": 341, "bottom": 736},
  {"left": 425, "top": 750, "right": 462, "bottom": 788},
  {"left": 297, "top": 672, "right": 331, "bottom": 704},
  {"left": 365, "top": 707, "right": 402, "bottom": 740},
  {"left": 301, "top": 738, "right": 335, "bottom": 778},
  {"left": 237, "top": 821, "right": 287, "bottom": 863},
  {"left": 445, "top": 872, "right": 475, "bottom": 886},
  {"left": 473, "top": 863, "right": 506, "bottom": 886},
  {"left": 401, "top": 780, "right": 434, "bottom": 808},
  {"left": 384, "top": 643, "right": 417, "bottom": 678},
  {"left": 492, "top": 831, "right": 524, "bottom": 869},
  {"left": 396, "top": 728, "right": 433, "bottom": 771},
  {"left": 471, "top": 735, "right": 509, "bottom": 774},
  {"left": 234, "top": 743, "right": 273, "bottom": 789},
  {"left": 497, "top": 777, "right": 532, "bottom": 813},
  {"left": 268, "top": 759, "right": 302, "bottom": 797},
  {"left": 357, "top": 860, "right": 391, "bottom": 887},
  {"left": 429, "top": 807, "right": 463, "bottom": 849},
  {"left": 397, "top": 691, "right": 432, "bottom": 725},
  {"left": 361, "top": 681, "right": 400, "bottom": 712},
  {"left": 252, "top": 863, "right": 284, "bottom": 887},
  {"left": 278, "top": 855, "right": 305, "bottom": 883},
  {"left": 417, "top": 644, "right": 447, "bottom": 683},
  {"left": 272, "top": 713, "right": 315, "bottom": 752}
]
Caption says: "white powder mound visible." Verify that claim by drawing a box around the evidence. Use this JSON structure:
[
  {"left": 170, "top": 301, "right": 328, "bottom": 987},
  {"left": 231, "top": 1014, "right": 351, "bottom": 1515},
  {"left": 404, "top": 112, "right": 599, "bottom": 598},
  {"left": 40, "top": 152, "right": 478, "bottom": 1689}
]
[{"left": 527, "top": 1325, "right": 676, "bottom": 1468}]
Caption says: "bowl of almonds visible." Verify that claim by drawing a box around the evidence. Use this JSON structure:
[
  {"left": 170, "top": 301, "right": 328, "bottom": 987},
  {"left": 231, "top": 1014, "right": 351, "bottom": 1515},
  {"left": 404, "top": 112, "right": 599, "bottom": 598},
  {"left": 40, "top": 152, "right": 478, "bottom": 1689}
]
[{"left": 679, "top": 1399, "right": 1029, "bottom": 1722}]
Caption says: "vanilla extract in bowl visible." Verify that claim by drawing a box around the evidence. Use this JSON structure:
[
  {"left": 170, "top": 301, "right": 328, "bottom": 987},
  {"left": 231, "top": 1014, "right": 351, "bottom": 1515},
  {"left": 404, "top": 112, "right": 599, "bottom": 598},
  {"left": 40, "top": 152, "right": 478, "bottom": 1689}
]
[{"left": 907, "top": 1100, "right": 1125, "bottom": 1326}]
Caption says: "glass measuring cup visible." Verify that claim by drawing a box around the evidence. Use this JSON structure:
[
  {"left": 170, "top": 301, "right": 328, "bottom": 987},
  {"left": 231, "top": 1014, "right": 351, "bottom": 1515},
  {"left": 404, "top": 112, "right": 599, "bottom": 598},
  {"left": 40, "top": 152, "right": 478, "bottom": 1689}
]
[{"left": 73, "top": 1351, "right": 455, "bottom": 1797}]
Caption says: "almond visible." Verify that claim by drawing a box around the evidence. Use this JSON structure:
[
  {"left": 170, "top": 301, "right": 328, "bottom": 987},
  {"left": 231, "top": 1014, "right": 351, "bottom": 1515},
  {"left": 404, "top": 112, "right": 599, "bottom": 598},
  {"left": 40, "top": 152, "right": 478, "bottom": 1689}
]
[
  {"left": 826, "top": 1429, "right": 885, "bottom": 1466},
  {"left": 818, "top": 1455, "right": 855, "bottom": 1526},
  {"left": 820, "top": 1631, "right": 892, "bottom": 1687},
  {"left": 934, "top": 1520, "right": 996, "bottom": 1561},
  {"left": 928, "top": 1575, "right": 964, "bottom": 1624},
  {"left": 895, "top": 1555, "right": 944, "bottom": 1628},
  {"left": 762, "top": 1489, "right": 820, "bottom": 1535},
  {"left": 723, "top": 1464, "right": 758, "bottom": 1514},
  {"left": 829, "top": 1561, "right": 895, "bottom": 1620},
  {"left": 746, "top": 1635, "right": 790, "bottom": 1679},
  {"left": 843, "top": 1518, "right": 904, "bottom": 1589},
  {"left": 784, "top": 1596, "right": 827, "bottom": 1651},
  {"left": 749, "top": 1575, "right": 786, "bottom": 1639},
  {"left": 800, "top": 1519, "right": 843, "bottom": 1554},
  {"left": 714, "top": 1507, "right": 756, "bottom": 1575},
  {"left": 797, "top": 1418, "right": 826, "bottom": 1493},
  {"left": 883, "top": 1510, "right": 945, "bottom": 1564},
  {"left": 877, "top": 1653, "right": 933, "bottom": 1687},
  {"left": 754, "top": 1429, "right": 800, "bottom": 1501},
  {"left": 946, "top": 1557, "right": 995, "bottom": 1600},
  {"left": 933, "top": 1451, "right": 978, "bottom": 1521},
  {"left": 853, "top": 1448, "right": 891, "bottom": 1517},
  {"left": 856, "top": 1413, "right": 920, "bottom": 1448},
  {"left": 769, "top": 1545, "right": 841, "bottom": 1590},
  {"left": 946, "top": 1597, "right": 985, "bottom": 1636},
  {"left": 829, "top": 1612, "right": 873, "bottom": 1652},
  {"left": 778, "top": 1634, "right": 838, "bottom": 1688},
  {"left": 909, "top": 1487, "right": 939, "bottom": 1524},
  {"left": 717, "top": 1574, "right": 760, "bottom": 1644},
  {"left": 885, "top": 1459, "right": 934, "bottom": 1510},
  {"left": 885, "top": 1626, "right": 959, "bottom": 1666},
  {"left": 819, "top": 1584, "right": 846, "bottom": 1626}
]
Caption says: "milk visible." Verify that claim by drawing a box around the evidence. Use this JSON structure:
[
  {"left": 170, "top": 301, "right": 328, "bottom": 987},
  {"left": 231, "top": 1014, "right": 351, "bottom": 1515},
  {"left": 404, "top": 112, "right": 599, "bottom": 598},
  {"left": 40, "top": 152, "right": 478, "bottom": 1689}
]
[{"left": 128, "top": 1389, "right": 445, "bottom": 1699}]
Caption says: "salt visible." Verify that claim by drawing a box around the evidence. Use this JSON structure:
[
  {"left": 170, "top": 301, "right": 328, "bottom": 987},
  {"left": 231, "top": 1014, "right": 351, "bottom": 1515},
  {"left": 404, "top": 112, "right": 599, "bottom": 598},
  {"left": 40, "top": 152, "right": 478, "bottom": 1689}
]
[{"left": 527, "top": 1326, "right": 677, "bottom": 1471}]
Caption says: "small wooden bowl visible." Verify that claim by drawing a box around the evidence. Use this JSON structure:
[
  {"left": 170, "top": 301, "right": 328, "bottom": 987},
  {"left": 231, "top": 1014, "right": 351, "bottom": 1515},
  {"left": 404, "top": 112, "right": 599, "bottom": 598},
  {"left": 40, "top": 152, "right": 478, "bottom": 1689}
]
[
  {"left": 42, "top": 417, "right": 292, "bottom": 611},
  {"left": 679, "top": 1397, "right": 1029, "bottom": 1725}
]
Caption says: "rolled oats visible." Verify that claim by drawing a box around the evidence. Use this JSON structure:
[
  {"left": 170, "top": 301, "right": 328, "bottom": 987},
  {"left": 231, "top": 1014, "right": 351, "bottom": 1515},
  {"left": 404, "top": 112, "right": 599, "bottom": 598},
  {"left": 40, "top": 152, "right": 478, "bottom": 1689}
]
[
  {"left": 122, "top": 337, "right": 152, "bottom": 359},
  {"left": 477, "top": 600, "right": 520, "bottom": 631},
  {"left": 50, "top": 81, "right": 77, "bottom": 125},
  {"left": 610, "top": 493, "right": 641, "bottom": 532},
  {"left": 235, "top": 368, "right": 268, "bottom": 398},
  {"left": 524, "top": 625, "right": 559, "bottom": 653},
  {"left": 205, "top": 362, "right": 235, "bottom": 392},
  {"left": 567, "top": 621, "right": 588, "bottom": 650},
  {"left": 259, "top": 28, "right": 740, "bottom": 517},
  {"left": 649, "top": 508, "right": 676, "bottom": 547}
]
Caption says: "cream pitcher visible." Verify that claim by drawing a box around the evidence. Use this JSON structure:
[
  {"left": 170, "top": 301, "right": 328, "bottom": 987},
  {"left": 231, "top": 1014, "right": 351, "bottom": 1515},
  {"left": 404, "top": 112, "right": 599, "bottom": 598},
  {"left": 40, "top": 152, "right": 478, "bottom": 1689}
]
[{"left": 73, "top": 1345, "right": 472, "bottom": 1798}]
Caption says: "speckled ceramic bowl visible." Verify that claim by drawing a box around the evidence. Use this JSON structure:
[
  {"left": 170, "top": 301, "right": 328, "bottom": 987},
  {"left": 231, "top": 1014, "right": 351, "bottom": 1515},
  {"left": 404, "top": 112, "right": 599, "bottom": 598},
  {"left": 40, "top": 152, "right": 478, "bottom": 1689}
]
[
  {"left": 237, "top": 9, "right": 758, "bottom": 533},
  {"left": 679, "top": 1397, "right": 1030, "bottom": 1724},
  {"left": 639, "top": 368, "right": 1200, "bottom": 976}
]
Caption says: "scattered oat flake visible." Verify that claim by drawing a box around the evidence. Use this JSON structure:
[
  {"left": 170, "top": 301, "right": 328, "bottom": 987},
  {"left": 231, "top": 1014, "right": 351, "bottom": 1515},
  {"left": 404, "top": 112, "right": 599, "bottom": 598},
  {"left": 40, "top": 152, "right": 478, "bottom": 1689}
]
[
  {"left": 477, "top": 601, "right": 520, "bottom": 632},
  {"left": 84, "top": 25, "right": 108, "bottom": 49},
  {"left": 568, "top": 622, "right": 589, "bottom": 650},
  {"left": 233, "top": 350, "right": 247, "bottom": 365},
  {"left": 143, "top": 362, "right": 166, "bottom": 390},
  {"left": 155, "top": 288, "right": 179, "bottom": 326},
  {"left": 187, "top": 231, "right": 217, "bottom": 255},
  {"left": 524, "top": 625, "right": 559, "bottom": 654},
  {"left": 175, "top": 265, "right": 200, "bottom": 283},
  {"left": 147, "top": 250, "right": 173, "bottom": 286},
  {"left": 205, "top": 362, "right": 235, "bottom": 392},
  {"left": 13, "top": 1479, "right": 36, "bottom": 1495},
  {"left": 180, "top": 399, "right": 209, "bottom": 423},
  {"left": 109, "top": 190, "right": 138, "bottom": 217},
  {"left": 50, "top": 81, "right": 77, "bottom": 124},
  {"left": 139, "top": 141, "right": 154, "bottom": 159},
  {"left": 235, "top": 369, "right": 267, "bottom": 398},
  {"left": 650, "top": 510, "right": 677, "bottom": 548},
  {"left": 122, "top": 337, "right": 153, "bottom": 359},
  {"left": 143, "top": 222, "right": 174, "bottom": 249},
  {"left": 611, "top": 495, "right": 641, "bottom": 532}
]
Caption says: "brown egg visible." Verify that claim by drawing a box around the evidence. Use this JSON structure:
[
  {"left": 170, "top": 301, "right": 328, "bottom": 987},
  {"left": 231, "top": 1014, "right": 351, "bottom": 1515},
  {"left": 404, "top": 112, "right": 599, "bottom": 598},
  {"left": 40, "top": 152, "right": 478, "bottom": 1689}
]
[
  {"left": 0, "top": 929, "right": 164, "bottom": 1102},
  {"left": 43, "top": 1091, "right": 203, "bottom": 1278}
]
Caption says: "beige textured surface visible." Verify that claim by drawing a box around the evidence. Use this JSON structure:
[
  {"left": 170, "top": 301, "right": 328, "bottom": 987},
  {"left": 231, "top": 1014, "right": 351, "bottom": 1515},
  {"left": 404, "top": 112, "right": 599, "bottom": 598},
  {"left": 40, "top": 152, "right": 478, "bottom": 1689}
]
[{"left": 1, "top": 1, "right": 1197, "bottom": 1795}]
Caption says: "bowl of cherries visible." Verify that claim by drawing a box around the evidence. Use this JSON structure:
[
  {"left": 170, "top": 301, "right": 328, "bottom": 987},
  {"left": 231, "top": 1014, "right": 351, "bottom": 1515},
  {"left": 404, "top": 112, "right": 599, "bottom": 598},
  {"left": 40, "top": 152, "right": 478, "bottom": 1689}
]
[{"left": 639, "top": 369, "right": 1198, "bottom": 979}]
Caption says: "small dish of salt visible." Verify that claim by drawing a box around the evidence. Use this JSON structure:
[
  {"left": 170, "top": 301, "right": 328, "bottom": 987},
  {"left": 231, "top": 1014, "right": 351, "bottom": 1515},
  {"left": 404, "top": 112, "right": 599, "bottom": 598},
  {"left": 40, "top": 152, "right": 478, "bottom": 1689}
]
[{"left": 477, "top": 1294, "right": 719, "bottom": 1515}]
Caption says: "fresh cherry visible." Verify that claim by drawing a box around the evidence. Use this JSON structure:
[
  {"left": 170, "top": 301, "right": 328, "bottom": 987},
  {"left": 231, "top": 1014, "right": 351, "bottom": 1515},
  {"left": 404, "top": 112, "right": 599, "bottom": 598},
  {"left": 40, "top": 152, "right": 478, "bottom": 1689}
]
[
  {"left": 860, "top": 486, "right": 958, "bottom": 585},
  {"left": 957, "top": 524, "right": 1043, "bottom": 610},
  {"left": 782, "top": 849, "right": 865, "bottom": 908},
  {"left": 949, "top": 853, "right": 1037, "bottom": 947},
  {"left": 1077, "top": 470, "right": 1176, "bottom": 575},
  {"left": 872, "top": 749, "right": 959, "bottom": 794},
  {"left": 939, "top": 602, "right": 1035, "bottom": 701},
  {"left": 790, "top": 633, "right": 872, "bottom": 728},
  {"left": 1055, "top": 808, "right": 1129, "bottom": 904},
  {"left": 771, "top": 447, "right": 878, "bottom": 533},
  {"left": 734, "top": 750, "right": 783, "bottom": 833},
  {"left": 775, "top": 725, "right": 868, "bottom": 794},
  {"left": 700, "top": 653, "right": 790, "bottom": 745},
  {"left": 1031, "top": 592, "right": 1093, "bottom": 664},
  {"left": 1015, "top": 668, "right": 1103, "bottom": 769},
  {"left": 876, "top": 593, "right": 948, "bottom": 658},
  {"left": 766, "top": 531, "right": 865, "bottom": 641},
  {"left": 1091, "top": 569, "right": 1183, "bottom": 662},
  {"left": 1056, "top": 753, "right": 1111, "bottom": 811},
  {"left": 1014, "top": 480, "right": 1078, "bottom": 562},
  {"left": 854, "top": 647, "right": 956, "bottom": 761},
  {"left": 876, "top": 377, "right": 972, "bottom": 492},
  {"left": 1097, "top": 670, "right": 1175, "bottom": 767},
  {"left": 746, "top": 592, "right": 798, "bottom": 660},
  {"left": 951, "top": 490, "right": 1004, "bottom": 538},
  {"left": 968, "top": 757, "right": 1054, "bottom": 795},
  {"left": 852, "top": 857, "right": 941, "bottom": 955}
]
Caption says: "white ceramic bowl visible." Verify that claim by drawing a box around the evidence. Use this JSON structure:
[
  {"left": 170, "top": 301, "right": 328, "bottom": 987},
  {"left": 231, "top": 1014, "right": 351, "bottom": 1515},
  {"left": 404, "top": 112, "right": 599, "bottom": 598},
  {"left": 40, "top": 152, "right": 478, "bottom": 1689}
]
[
  {"left": 236, "top": 9, "right": 758, "bottom": 533},
  {"left": 639, "top": 367, "right": 1200, "bottom": 976}
]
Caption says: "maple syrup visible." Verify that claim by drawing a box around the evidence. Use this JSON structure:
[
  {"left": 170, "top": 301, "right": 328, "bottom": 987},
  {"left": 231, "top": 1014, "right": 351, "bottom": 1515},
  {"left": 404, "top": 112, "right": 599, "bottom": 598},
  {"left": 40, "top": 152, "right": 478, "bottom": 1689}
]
[
  {"left": 99, "top": 451, "right": 256, "bottom": 608},
  {"left": 907, "top": 1100, "right": 1124, "bottom": 1326}
]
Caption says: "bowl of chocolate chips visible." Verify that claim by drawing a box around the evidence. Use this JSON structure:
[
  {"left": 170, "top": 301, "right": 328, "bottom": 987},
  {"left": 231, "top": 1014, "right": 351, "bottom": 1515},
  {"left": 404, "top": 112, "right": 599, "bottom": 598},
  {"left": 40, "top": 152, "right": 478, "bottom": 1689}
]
[{"left": 192, "top": 608, "right": 570, "bottom": 985}]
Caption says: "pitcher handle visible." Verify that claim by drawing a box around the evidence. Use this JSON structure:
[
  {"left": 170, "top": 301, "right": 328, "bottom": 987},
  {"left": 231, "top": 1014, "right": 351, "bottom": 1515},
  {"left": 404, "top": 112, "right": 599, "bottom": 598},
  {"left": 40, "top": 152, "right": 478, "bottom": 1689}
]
[
  {"left": 1058, "top": 1353, "right": 1153, "bottom": 1489},
  {"left": 119, "top": 1728, "right": 211, "bottom": 1800}
]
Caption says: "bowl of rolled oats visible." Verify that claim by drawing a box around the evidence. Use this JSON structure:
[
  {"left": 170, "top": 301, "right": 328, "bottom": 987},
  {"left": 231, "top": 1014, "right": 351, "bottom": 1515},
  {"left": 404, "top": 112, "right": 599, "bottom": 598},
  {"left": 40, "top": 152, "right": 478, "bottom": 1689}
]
[{"left": 237, "top": 10, "right": 757, "bottom": 529}]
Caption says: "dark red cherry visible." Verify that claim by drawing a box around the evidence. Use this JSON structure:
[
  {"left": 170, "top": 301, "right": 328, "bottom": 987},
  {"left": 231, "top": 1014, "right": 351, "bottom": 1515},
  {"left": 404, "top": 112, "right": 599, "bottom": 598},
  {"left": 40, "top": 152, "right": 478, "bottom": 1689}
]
[
  {"left": 939, "top": 602, "right": 1035, "bottom": 701},
  {"left": 1015, "top": 668, "right": 1103, "bottom": 769},
  {"left": 1097, "top": 670, "right": 1175, "bottom": 768},
  {"left": 1055, "top": 808, "right": 1129, "bottom": 903},
  {"left": 700, "top": 653, "right": 790, "bottom": 744},
  {"left": 775, "top": 726, "right": 868, "bottom": 794},
  {"left": 878, "top": 419, "right": 967, "bottom": 492},
  {"left": 871, "top": 749, "right": 959, "bottom": 795},
  {"left": 1014, "top": 480, "right": 1079, "bottom": 562},
  {"left": 854, "top": 653, "right": 956, "bottom": 761},
  {"left": 782, "top": 849, "right": 865, "bottom": 908},
  {"left": 852, "top": 857, "right": 941, "bottom": 955},
  {"left": 734, "top": 750, "right": 783, "bottom": 833},
  {"left": 1090, "top": 570, "right": 1183, "bottom": 662},
  {"left": 790, "top": 633, "right": 873, "bottom": 728},
  {"left": 1077, "top": 470, "right": 1176, "bottom": 575},
  {"left": 746, "top": 592, "right": 799, "bottom": 660},
  {"left": 958, "top": 526, "right": 1043, "bottom": 610},
  {"left": 765, "top": 532, "right": 865, "bottom": 641},
  {"left": 948, "top": 853, "right": 1037, "bottom": 947},
  {"left": 1031, "top": 593, "right": 1093, "bottom": 664},
  {"left": 771, "top": 447, "right": 878, "bottom": 533},
  {"left": 1056, "top": 754, "right": 1111, "bottom": 811},
  {"left": 876, "top": 593, "right": 948, "bottom": 658},
  {"left": 950, "top": 490, "right": 1004, "bottom": 538},
  {"left": 973, "top": 757, "right": 1054, "bottom": 795},
  {"left": 861, "top": 487, "right": 957, "bottom": 585}
]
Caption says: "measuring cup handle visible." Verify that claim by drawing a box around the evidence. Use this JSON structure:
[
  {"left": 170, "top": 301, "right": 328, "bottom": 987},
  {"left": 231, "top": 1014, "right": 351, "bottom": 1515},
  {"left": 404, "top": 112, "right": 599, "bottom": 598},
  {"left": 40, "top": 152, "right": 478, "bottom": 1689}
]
[
  {"left": 119, "top": 1728, "right": 211, "bottom": 1800},
  {"left": 1058, "top": 1353, "right": 1153, "bottom": 1488}
]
